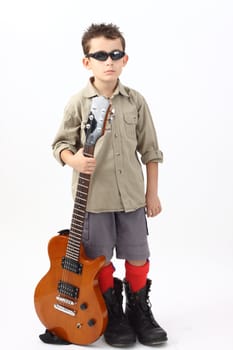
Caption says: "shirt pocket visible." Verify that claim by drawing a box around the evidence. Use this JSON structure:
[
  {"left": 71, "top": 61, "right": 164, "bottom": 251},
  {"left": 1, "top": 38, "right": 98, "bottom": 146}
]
[{"left": 123, "top": 113, "right": 137, "bottom": 139}]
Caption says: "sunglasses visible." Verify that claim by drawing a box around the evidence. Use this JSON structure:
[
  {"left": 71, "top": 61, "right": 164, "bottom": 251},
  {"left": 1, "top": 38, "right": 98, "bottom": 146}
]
[{"left": 86, "top": 50, "right": 125, "bottom": 61}]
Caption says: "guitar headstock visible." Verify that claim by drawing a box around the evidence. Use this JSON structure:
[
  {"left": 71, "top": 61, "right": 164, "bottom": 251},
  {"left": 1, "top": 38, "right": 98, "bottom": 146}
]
[{"left": 85, "top": 96, "right": 111, "bottom": 146}]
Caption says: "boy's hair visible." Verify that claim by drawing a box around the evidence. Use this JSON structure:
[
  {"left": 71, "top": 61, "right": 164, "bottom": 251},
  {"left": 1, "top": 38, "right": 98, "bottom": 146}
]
[{"left": 81, "top": 23, "right": 126, "bottom": 55}]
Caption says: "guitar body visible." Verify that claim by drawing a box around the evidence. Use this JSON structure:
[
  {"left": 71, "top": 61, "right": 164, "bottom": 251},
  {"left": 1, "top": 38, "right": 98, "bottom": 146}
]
[{"left": 34, "top": 233, "right": 108, "bottom": 345}]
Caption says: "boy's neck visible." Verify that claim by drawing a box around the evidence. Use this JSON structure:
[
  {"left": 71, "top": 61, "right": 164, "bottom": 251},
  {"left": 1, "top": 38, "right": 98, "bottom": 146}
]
[{"left": 92, "top": 78, "right": 118, "bottom": 98}]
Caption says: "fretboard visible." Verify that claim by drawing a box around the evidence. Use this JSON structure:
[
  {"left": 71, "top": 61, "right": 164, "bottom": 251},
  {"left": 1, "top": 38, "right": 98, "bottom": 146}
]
[{"left": 65, "top": 145, "right": 95, "bottom": 261}]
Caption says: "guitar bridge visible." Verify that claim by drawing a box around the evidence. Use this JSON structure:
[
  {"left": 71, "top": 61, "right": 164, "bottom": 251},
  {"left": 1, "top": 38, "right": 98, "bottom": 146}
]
[
  {"left": 56, "top": 295, "right": 76, "bottom": 306},
  {"left": 54, "top": 303, "right": 76, "bottom": 316}
]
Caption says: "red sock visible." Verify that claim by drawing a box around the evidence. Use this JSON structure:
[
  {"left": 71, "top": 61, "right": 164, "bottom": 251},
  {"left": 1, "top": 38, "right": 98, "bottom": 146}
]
[
  {"left": 125, "top": 260, "right": 150, "bottom": 292},
  {"left": 98, "top": 263, "right": 115, "bottom": 293}
]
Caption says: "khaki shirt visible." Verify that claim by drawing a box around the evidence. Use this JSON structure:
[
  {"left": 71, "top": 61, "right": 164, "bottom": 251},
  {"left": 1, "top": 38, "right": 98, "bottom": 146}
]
[{"left": 52, "top": 79, "right": 163, "bottom": 213}]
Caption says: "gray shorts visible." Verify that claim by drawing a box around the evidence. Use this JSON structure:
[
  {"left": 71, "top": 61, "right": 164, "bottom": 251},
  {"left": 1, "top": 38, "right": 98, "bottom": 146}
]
[{"left": 82, "top": 208, "right": 150, "bottom": 262}]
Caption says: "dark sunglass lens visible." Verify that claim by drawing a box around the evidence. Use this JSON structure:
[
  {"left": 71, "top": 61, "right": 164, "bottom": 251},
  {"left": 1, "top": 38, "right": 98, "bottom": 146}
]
[
  {"left": 94, "top": 51, "right": 108, "bottom": 61},
  {"left": 110, "top": 51, "right": 125, "bottom": 60}
]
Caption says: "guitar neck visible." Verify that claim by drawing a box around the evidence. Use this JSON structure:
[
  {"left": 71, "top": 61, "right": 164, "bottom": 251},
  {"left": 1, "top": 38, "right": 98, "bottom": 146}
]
[
  {"left": 63, "top": 96, "right": 111, "bottom": 263},
  {"left": 66, "top": 144, "right": 95, "bottom": 261}
]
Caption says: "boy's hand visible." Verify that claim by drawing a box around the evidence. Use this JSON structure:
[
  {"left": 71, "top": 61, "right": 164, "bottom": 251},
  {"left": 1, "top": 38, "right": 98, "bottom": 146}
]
[
  {"left": 72, "top": 148, "right": 96, "bottom": 174},
  {"left": 145, "top": 193, "right": 162, "bottom": 217},
  {"left": 62, "top": 148, "right": 96, "bottom": 174}
]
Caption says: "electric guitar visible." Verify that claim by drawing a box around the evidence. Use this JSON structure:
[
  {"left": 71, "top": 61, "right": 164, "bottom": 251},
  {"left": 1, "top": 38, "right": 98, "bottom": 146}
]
[{"left": 34, "top": 96, "right": 111, "bottom": 345}]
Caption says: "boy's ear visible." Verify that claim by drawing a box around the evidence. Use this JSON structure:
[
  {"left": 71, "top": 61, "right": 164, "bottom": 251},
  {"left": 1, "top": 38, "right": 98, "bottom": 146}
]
[
  {"left": 82, "top": 57, "right": 91, "bottom": 70},
  {"left": 122, "top": 54, "right": 129, "bottom": 67}
]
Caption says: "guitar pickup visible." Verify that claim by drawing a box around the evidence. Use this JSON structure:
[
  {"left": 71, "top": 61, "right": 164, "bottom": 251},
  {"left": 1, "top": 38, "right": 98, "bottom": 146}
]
[
  {"left": 62, "top": 257, "right": 83, "bottom": 274},
  {"left": 58, "top": 281, "right": 79, "bottom": 299}
]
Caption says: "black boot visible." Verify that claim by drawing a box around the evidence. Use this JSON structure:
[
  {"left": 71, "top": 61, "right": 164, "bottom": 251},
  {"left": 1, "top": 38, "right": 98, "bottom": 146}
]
[
  {"left": 124, "top": 279, "right": 168, "bottom": 345},
  {"left": 103, "top": 278, "right": 136, "bottom": 347}
]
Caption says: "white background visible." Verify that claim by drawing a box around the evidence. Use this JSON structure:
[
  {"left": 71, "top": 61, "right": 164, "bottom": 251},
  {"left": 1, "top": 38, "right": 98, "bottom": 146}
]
[{"left": 0, "top": 0, "right": 233, "bottom": 349}]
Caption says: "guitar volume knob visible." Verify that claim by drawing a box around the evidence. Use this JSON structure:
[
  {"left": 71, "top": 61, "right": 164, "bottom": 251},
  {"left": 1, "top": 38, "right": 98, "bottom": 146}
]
[
  {"left": 87, "top": 319, "right": 96, "bottom": 327},
  {"left": 80, "top": 303, "right": 88, "bottom": 310}
]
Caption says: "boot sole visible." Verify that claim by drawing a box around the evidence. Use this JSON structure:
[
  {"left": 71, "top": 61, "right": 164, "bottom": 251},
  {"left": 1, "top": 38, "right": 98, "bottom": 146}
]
[
  {"left": 139, "top": 336, "right": 168, "bottom": 346},
  {"left": 105, "top": 341, "right": 136, "bottom": 348},
  {"left": 105, "top": 336, "right": 136, "bottom": 348}
]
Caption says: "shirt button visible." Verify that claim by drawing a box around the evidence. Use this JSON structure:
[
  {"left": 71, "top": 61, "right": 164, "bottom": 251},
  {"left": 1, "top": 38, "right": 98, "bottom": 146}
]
[
  {"left": 114, "top": 133, "right": 118, "bottom": 137},
  {"left": 116, "top": 153, "right": 120, "bottom": 156}
]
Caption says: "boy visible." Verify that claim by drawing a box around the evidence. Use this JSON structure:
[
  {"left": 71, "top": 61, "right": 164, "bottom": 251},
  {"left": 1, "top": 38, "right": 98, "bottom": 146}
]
[{"left": 52, "top": 23, "right": 167, "bottom": 347}]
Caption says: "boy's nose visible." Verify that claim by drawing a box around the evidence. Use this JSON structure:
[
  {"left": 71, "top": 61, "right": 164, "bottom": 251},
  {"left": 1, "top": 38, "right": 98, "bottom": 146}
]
[{"left": 105, "top": 57, "right": 113, "bottom": 64}]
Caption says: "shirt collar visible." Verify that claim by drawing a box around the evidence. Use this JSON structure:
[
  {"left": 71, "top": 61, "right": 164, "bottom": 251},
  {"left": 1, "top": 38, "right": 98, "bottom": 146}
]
[{"left": 83, "top": 77, "right": 129, "bottom": 98}]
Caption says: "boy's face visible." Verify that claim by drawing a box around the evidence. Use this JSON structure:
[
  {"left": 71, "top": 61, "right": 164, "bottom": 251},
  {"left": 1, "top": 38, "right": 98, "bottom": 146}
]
[{"left": 83, "top": 36, "right": 128, "bottom": 84}]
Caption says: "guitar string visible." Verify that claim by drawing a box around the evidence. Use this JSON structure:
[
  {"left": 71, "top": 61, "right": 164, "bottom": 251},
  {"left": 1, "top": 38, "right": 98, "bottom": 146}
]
[
  {"left": 58, "top": 99, "right": 110, "bottom": 307},
  {"left": 60, "top": 171, "right": 91, "bottom": 305}
]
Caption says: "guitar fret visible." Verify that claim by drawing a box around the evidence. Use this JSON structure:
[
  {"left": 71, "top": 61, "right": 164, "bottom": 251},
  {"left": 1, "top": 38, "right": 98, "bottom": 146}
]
[
  {"left": 73, "top": 221, "right": 84, "bottom": 226},
  {"left": 79, "top": 178, "right": 90, "bottom": 184},
  {"left": 78, "top": 189, "right": 87, "bottom": 195},
  {"left": 77, "top": 198, "right": 87, "bottom": 204},
  {"left": 73, "top": 210, "right": 85, "bottom": 216},
  {"left": 68, "top": 242, "right": 81, "bottom": 251},
  {"left": 69, "top": 231, "right": 82, "bottom": 237},
  {"left": 74, "top": 217, "right": 84, "bottom": 223},
  {"left": 68, "top": 242, "right": 80, "bottom": 252},
  {"left": 70, "top": 230, "right": 83, "bottom": 237},
  {"left": 79, "top": 174, "right": 90, "bottom": 180},
  {"left": 78, "top": 184, "right": 88, "bottom": 189},
  {"left": 83, "top": 152, "right": 93, "bottom": 157},
  {"left": 68, "top": 244, "right": 81, "bottom": 252},
  {"left": 78, "top": 184, "right": 88, "bottom": 190},
  {"left": 75, "top": 203, "right": 86, "bottom": 208},
  {"left": 68, "top": 236, "right": 81, "bottom": 243},
  {"left": 67, "top": 244, "right": 80, "bottom": 250},
  {"left": 68, "top": 245, "right": 81, "bottom": 252},
  {"left": 74, "top": 202, "right": 86, "bottom": 208},
  {"left": 67, "top": 241, "right": 80, "bottom": 249},
  {"left": 68, "top": 235, "right": 81, "bottom": 243},
  {"left": 66, "top": 249, "right": 79, "bottom": 257},
  {"left": 73, "top": 208, "right": 85, "bottom": 214},
  {"left": 72, "top": 214, "right": 85, "bottom": 220},
  {"left": 71, "top": 224, "right": 83, "bottom": 231},
  {"left": 73, "top": 214, "right": 85, "bottom": 220},
  {"left": 79, "top": 195, "right": 87, "bottom": 200},
  {"left": 67, "top": 242, "right": 81, "bottom": 250},
  {"left": 67, "top": 240, "right": 81, "bottom": 248},
  {"left": 70, "top": 228, "right": 83, "bottom": 235},
  {"left": 70, "top": 232, "right": 82, "bottom": 240},
  {"left": 66, "top": 252, "right": 80, "bottom": 260},
  {"left": 73, "top": 219, "right": 84, "bottom": 225}
]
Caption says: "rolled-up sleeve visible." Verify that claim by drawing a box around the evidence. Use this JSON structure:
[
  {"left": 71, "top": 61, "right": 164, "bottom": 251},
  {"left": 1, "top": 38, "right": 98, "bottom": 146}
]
[
  {"left": 141, "top": 148, "right": 163, "bottom": 164},
  {"left": 136, "top": 94, "right": 163, "bottom": 164},
  {"left": 52, "top": 101, "right": 82, "bottom": 166}
]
